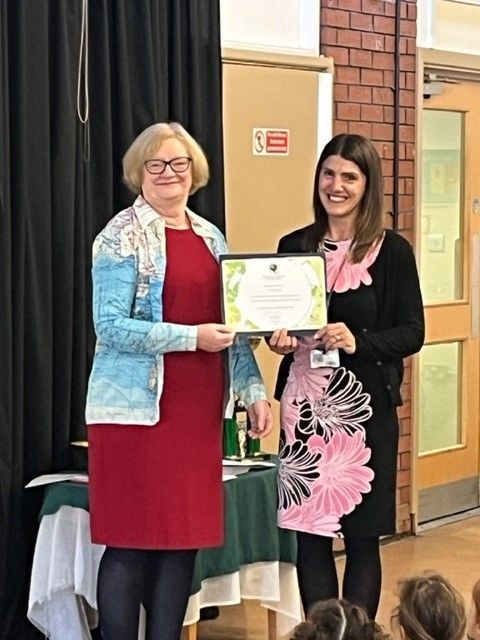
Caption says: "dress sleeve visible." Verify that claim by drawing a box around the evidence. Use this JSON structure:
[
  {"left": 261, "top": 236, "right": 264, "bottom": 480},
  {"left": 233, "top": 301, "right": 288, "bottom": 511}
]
[
  {"left": 92, "top": 226, "right": 197, "bottom": 355},
  {"left": 352, "top": 237, "right": 425, "bottom": 361}
]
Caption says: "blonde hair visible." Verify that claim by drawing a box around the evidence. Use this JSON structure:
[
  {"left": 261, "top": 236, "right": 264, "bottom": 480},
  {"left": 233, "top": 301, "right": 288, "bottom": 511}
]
[
  {"left": 122, "top": 122, "right": 209, "bottom": 195},
  {"left": 472, "top": 578, "right": 480, "bottom": 624},
  {"left": 391, "top": 573, "right": 465, "bottom": 640}
]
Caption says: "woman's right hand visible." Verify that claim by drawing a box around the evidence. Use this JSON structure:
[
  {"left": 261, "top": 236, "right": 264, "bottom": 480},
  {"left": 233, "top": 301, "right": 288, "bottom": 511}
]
[
  {"left": 268, "top": 328, "right": 298, "bottom": 355},
  {"left": 197, "top": 324, "right": 235, "bottom": 352}
]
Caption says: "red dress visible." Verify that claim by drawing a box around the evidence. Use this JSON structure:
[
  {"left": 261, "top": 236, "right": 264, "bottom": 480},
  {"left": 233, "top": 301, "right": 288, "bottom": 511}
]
[{"left": 88, "top": 228, "right": 225, "bottom": 549}]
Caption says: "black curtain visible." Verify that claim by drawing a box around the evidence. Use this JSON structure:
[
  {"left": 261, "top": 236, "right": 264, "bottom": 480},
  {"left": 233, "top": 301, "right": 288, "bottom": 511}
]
[{"left": 0, "top": 1, "right": 225, "bottom": 637}]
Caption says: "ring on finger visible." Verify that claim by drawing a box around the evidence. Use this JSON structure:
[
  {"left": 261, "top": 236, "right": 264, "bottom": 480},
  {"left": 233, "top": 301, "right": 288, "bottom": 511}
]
[{"left": 334, "top": 334, "right": 340, "bottom": 342}]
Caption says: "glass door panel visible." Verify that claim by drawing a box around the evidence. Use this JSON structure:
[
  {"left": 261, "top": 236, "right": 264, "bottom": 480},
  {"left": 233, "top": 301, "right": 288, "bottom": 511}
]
[{"left": 420, "top": 110, "right": 463, "bottom": 303}]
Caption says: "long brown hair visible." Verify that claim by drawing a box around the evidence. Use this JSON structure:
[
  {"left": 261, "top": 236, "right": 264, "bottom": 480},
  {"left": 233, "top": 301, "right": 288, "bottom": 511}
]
[
  {"left": 391, "top": 573, "right": 465, "bottom": 640},
  {"left": 305, "top": 133, "right": 384, "bottom": 263}
]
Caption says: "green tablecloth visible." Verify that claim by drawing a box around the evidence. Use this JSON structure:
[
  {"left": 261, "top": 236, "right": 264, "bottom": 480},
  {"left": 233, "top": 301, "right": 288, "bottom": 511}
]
[{"left": 40, "top": 466, "right": 297, "bottom": 594}]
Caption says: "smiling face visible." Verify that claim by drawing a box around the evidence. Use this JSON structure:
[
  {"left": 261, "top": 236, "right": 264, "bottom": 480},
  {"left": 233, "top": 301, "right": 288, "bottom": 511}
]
[
  {"left": 318, "top": 154, "right": 367, "bottom": 227},
  {"left": 141, "top": 136, "right": 193, "bottom": 206}
]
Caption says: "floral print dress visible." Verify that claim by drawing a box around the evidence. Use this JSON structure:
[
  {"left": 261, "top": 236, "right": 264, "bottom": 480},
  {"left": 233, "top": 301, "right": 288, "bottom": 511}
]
[{"left": 278, "top": 237, "right": 385, "bottom": 538}]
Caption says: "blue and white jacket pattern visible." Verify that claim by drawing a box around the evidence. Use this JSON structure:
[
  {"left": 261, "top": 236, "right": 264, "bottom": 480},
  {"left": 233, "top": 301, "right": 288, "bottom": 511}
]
[{"left": 85, "top": 196, "right": 267, "bottom": 425}]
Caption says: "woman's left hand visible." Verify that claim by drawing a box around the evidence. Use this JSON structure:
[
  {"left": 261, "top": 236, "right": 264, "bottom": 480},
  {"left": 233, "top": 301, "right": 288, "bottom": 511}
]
[
  {"left": 247, "top": 400, "right": 274, "bottom": 439},
  {"left": 314, "top": 323, "right": 356, "bottom": 355}
]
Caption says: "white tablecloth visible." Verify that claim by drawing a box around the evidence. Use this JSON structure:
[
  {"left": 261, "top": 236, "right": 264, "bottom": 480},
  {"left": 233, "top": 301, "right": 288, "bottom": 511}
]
[{"left": 28, "top": 506, "right": 303, "bottom": 639}]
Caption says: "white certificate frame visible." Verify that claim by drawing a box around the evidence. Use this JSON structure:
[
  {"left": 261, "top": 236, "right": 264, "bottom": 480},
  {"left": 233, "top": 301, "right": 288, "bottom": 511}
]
[{"left": 219, "top": 253, "right": 327, "bottom": 335}]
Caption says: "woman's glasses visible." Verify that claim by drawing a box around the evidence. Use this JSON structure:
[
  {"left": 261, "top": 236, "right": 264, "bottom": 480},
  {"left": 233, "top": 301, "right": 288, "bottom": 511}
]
[{"left": 144, "top": 157, "right": 192, "bottom": 175}]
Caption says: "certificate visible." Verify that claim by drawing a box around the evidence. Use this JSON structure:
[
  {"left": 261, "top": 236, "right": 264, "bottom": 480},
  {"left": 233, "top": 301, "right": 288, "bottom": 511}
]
[{"left": 219, "top": 253, "right": 327, "bottom": 335}]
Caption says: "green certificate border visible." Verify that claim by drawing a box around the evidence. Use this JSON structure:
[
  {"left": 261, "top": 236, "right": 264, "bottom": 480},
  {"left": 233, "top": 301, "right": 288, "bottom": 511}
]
[{"left": 219, "top": 253, "right": 327, "bottom": 335}]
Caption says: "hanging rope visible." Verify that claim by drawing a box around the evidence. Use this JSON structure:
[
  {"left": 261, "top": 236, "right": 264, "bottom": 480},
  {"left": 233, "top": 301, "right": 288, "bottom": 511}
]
[{"left": 76, "top": 0, "right": 90, "bottom": 161}]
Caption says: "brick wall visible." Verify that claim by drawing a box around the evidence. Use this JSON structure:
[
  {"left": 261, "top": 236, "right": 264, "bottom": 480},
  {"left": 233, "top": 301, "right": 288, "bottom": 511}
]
[{"left": 320, "top": 0, "right": 417, "bottom": 534}]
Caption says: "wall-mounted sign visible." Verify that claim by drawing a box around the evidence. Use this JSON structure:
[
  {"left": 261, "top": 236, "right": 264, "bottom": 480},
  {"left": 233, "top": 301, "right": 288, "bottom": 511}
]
[{"left": 252, "top": 128, "right": 289, "bottom": 156}]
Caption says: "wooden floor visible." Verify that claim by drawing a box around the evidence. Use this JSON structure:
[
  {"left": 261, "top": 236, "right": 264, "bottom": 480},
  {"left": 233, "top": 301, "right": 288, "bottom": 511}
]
[{"left": 193, "top": 515, "right": 480, "bottom": 639}]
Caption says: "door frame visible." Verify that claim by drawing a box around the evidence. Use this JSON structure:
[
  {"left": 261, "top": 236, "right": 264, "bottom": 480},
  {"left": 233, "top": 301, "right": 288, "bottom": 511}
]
[{"left": 412, "top": 48, "right": 480, "bottom": 531}]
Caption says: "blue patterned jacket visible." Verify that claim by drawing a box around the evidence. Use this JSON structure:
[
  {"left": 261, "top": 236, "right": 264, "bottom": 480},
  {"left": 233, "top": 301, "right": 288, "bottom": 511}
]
[{"left": 85, "top": 196, "right": 267, "bottom": 425}]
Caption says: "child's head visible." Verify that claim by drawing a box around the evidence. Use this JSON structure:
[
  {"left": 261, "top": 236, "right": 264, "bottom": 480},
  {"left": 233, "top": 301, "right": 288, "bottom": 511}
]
[
  {"left": 391, "top": 573, "right": 465, "bottom": 640},
  {"left": 467, "top": 578, "right": 480, "bottom": 640},
  {"left": 290, "top": 598, "right": 390, "bottom": 640}
]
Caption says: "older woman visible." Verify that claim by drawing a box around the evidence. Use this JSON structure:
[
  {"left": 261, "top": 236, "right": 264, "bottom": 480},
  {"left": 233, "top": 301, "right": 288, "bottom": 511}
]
[{"left": 85, "top": 122, "right": 272, "bottom": 640}]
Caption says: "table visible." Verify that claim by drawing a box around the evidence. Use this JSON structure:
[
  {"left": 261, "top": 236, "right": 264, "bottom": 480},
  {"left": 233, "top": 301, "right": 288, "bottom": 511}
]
[{"left": 28, "top": 466, "right": 303, "bottom": 639}]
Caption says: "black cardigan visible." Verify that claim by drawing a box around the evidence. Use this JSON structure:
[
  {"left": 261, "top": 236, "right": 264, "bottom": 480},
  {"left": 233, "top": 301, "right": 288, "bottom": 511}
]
[{"left": 273, "top": 226, "right": 425, "bottom": 404}]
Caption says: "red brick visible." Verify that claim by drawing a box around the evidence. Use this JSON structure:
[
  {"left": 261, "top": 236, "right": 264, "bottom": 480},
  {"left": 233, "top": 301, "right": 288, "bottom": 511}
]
[
  {"left": 361, "top": 0, "right": 384, "bottom": 13},
  {"left": 398, "top": 178, "right": 406, "bottom": 195},
  {"left": 323, "top": 8, "right": 350, "bottom": 28},
  {"left": 383, "top": 70, "right": 395, "bottom": 87},
  {"left": 401, "top": 19, "right": 416, "bottom": 37},
  {"left": 397, "top": 469, "right": 410, "bottom": 488},
  {"left": 400, "top": 125, "right": 414, "bottom": 142},
  {"left": 348, "top": 121, "right": 372, "bottom": 138},
  {"left": 361, "top": 68, "right": 384, "bottom": 86},
  {"left": 350, "top": 12, "right": 373, "bottom": 31},
  {"left": 407, "top": 37, "right": 416, "bottom": 55},
  {"left": 321, "top": 26, "right": 338, "bottom": 45},
  {"left": 372, "top": 122, "right": 394, "bottom": 139},
  {"left": 398, "top": 142, "right": 406, "bottom": 160},
  {"left": 384, "top": 35, "right": 395, "bottom": 52},
  {"left": 334, "top": 120, "right": 349, "bottom": 135},
  {"left": 374, "top": 15, "right": 396, "bottom": 34},
  {"left": 384, "top": 1, "right": 396, "bottom": 17},
  {"left": 322, "top": 45, "right": 349, "bottom": 65},
  {"left": 404, "top": 108, "right": 415, "bottom": 125},
  {"left": 399, "top": 486, "right": 410, "bottom": 504},
  {"left": 336, "top": 66, "right": 360, "bottom": 84},
  {"left": 400, "top": 55, "right": 415, "bottom": 72},
  {"left": 406, "top": 72, "right": 416, "bottom": 91},
  {"left": 372, "top": 86, "right": 394, "bottom": 105},
  {"left": 380, "top": 141, "right": 395, "bottom": 159},
  {"left": 401, "top": 3, "right": 408, "bottom": 19},
  {"left": 373, "top": 51, "right": 395, "bottom": 70},
  {"left": 338, "top": 0, "right": 361, "bottom": 9},
  {"left": 362, "top": 33, "right": 385, "bottom": 51},
  {"left": 382, "top": 159, "right": 393, "bottom": 177},
  {"left": 399, "top": 160, "right": 414, "bottom": 178},
  {"left": 334, "top": 84, "right": 349, "bottom": 102},
  {"left": 399, "top": 37, "right": 408, "bottom": 55},
  {"left": 400, "top": 90, "right": 415, "bottom": 107},
  {"left": 337, "top": 102, "right": 361, "bottom": 120},
  {"left": 337, "top": 29, "right": 362, "bottom": 48},
  {"left": 383, "top": 195, "right": 393, "bottom": 214},
  {"left": 408, "top": 3, "right": 417, "bottom": 20},
  {"left": 400, "top": 194, "right": 414, "bottom": 211},
  {"left": 405, "top": 178, "right": 414, "bottom": 194},
  {"left": 361, "top": 103, "right": 384, "bottom": 121},
  {"left": 400, "top": 452, "right": 410, "bottom": 470},
  {"left": 384, "top": 176, "right": 394, "bottom": 194},
  {"left": 349, "top": 84, "right": 372, "bottom": 103},
  {"left": 399, "top": 434, "right": 411, "bottom": 453},
  {"left": 350, "top": 49, "right": 373, "bottom": 68},
  {"left": 383, "top": 106, "right": 394, "bottom": 123}
]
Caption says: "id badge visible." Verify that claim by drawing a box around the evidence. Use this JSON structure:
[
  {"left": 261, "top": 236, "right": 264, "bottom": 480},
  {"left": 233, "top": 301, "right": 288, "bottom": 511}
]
[{"left": 310, "top": 348, "right": 341, "bottom": 369}]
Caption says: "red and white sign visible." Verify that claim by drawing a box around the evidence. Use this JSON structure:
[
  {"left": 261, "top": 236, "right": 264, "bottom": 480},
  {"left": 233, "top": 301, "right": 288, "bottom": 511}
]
[{"left": 252, "top": 128, "right": 289, "bottom": 156}]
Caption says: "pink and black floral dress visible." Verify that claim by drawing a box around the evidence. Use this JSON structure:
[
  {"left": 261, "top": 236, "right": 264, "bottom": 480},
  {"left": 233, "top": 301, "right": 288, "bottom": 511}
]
[{"left": 276, "top": 229, "right": 424, "bottom": 539}]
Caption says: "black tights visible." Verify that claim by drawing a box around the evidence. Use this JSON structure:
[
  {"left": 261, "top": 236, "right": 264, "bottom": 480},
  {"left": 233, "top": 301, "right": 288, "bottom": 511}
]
[
  {"left": 297, "top": 532, "right": 381, "bottom": 620},
  {"left": 97, "top": 546, "right": 198, "bottom": 640}
]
